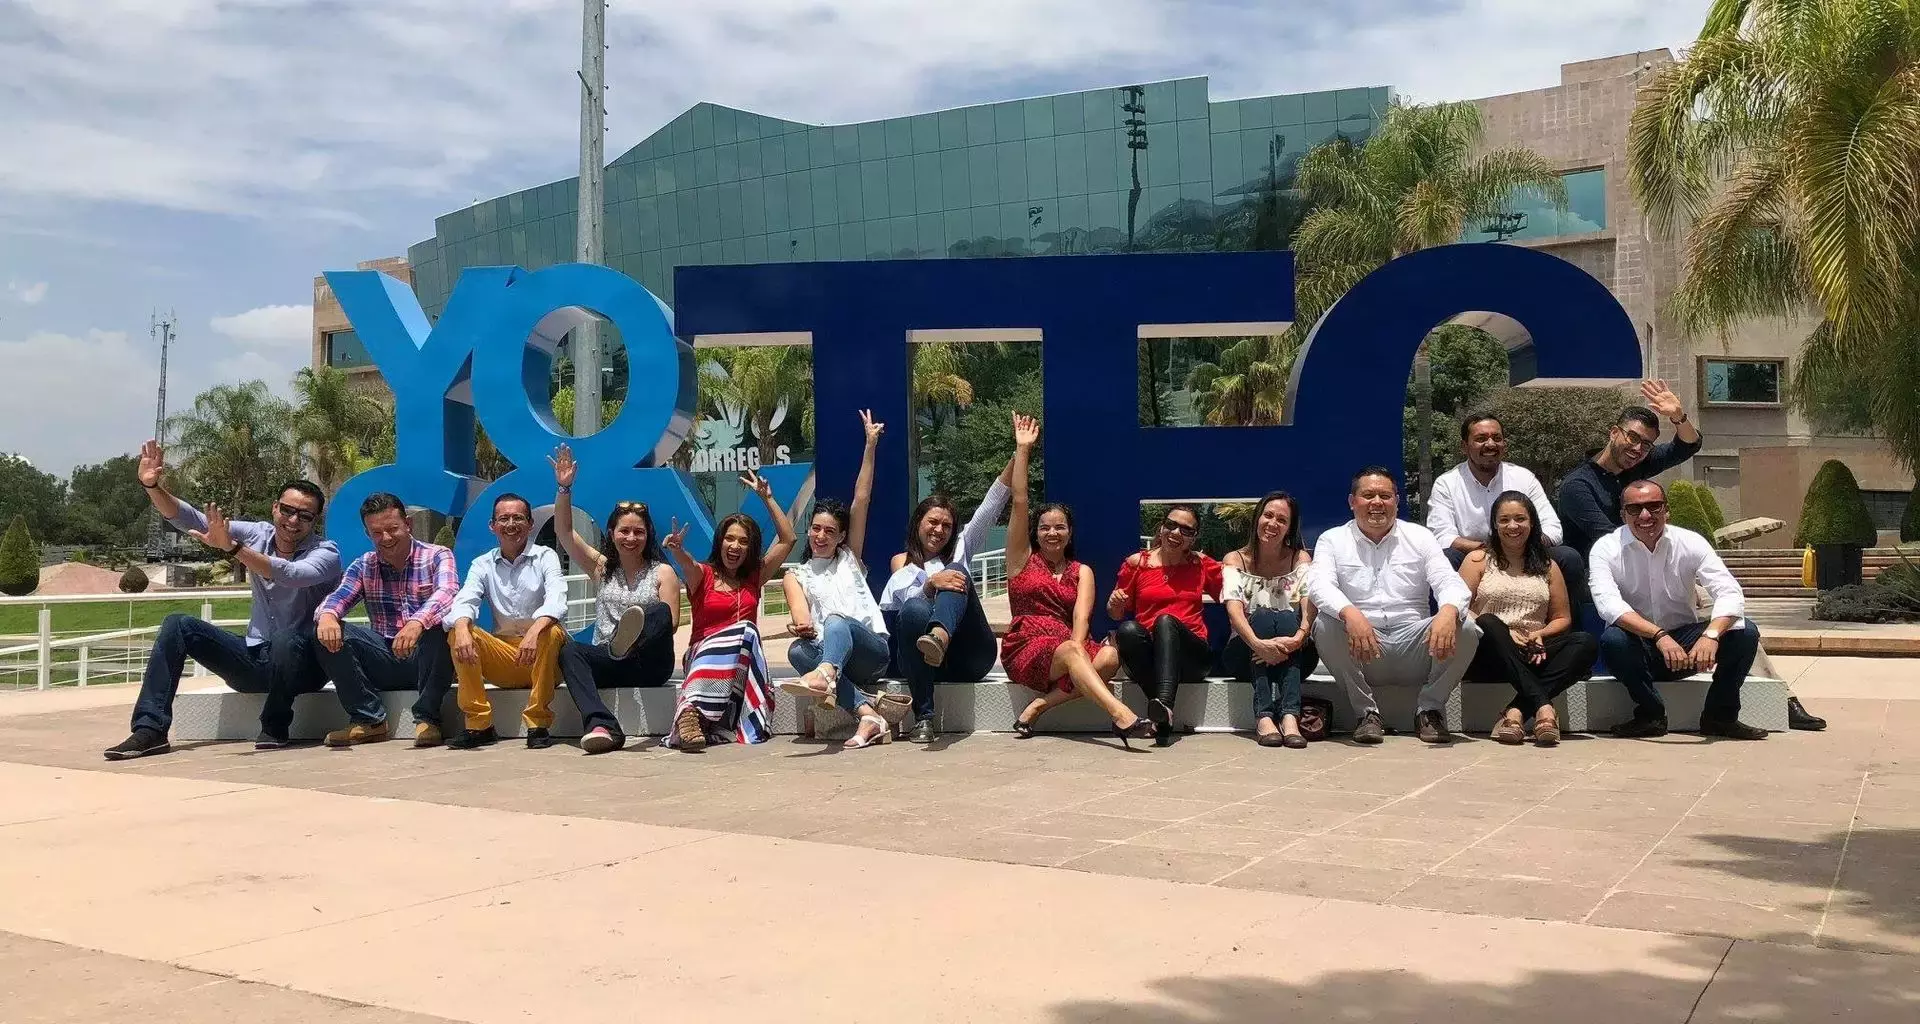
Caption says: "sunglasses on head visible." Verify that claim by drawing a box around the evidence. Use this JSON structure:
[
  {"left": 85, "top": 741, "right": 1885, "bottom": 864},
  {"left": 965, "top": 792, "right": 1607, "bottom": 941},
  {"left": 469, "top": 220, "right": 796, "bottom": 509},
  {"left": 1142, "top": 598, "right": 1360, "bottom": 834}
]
[
  {"left": 274, "top": 502, "right": 316, "bottom": 524},
  {"left": 1623, "top": 500, "right": 1668, "bottom": 517},
  {"left": 1161, "top": 519, "right": 1197, "bottom": 537},
  {"left": 615, "top": 501, "right": 649, "bottom": 513}
]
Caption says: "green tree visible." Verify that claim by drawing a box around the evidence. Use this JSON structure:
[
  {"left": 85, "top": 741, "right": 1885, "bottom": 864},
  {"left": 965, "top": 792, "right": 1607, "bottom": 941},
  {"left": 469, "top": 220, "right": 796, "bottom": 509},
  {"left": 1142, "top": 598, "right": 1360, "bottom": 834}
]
[
  {"left": 1667, "top": 481, "right": 1718, "bottom": 542},
  {"left": 62, "top": 455, "right": 148, "bottom": 548},
  {"left": 166, "top": 381, "right": 298, "bottom": 520},
  {"left": 433, "top": 521, "right": 456, "bottom": 547},
  {"left": 1402, "top": 326, "right": 1514, "bottom": 484},
  {"left": 1292, "top": 100, "right": 1565, "bottom": 501},
  {"left": 291, "top": 366, "right": 387, "bottom": 494},
  {"left": 1184, "top": 335, "right": 1299, "bottom": 426},
  {"left": 693, "top": 346, "right": 816, "bottom": 465},
  {"left": 1902, "top": 481, "right": 1920, "bottom": 543},
  {"left": 0, "top": 516, "right": 38, "bottom": 597},
  {"left": 1628, "top": 0, "right": 1920, "bottom": 472},
  {"left": 1477, "top": 386, "right": 1630, "bottom": 492},
  {"left": 0, "top": 453, "right": 67, "bottom": 544},
  {"left": 1794, "top": 459, "right": 1879, "bottom": 547}
]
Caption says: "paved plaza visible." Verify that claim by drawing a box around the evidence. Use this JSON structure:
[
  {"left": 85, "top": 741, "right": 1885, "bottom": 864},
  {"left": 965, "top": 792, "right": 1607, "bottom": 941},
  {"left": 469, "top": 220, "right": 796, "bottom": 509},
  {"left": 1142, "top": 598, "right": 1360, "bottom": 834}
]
[{"left": 1, "top": 655, "right": 1916, "bottom": 1022}]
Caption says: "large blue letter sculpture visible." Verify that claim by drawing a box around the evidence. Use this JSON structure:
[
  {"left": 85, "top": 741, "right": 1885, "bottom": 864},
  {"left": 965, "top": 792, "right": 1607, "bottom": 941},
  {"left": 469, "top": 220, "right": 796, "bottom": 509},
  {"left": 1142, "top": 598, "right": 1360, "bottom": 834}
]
[{"left": 329, "top": 245, "right": 1639, "bottom": 625}]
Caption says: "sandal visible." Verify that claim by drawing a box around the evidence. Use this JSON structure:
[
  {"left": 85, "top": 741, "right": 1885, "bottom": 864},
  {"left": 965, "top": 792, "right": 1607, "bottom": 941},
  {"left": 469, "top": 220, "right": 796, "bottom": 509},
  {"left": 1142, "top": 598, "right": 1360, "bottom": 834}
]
[
  {"left": 1111, "top": 716, "right": 1155, "bottom": 750},
  {"left": 1532, "top": 713, "right": 1561, "bottom": 747},
  {"left": 1013, "top": 719, "right": 1036, "bottom": 739},
  {"left": 844, "top": 714, "right": 892, "bottom": 749},
  {"left": 778, "top": 667, "right": 833, "bottom": 699},
  {"left": 1491, "top": 715, "right": 1527, "bottom": 745}
]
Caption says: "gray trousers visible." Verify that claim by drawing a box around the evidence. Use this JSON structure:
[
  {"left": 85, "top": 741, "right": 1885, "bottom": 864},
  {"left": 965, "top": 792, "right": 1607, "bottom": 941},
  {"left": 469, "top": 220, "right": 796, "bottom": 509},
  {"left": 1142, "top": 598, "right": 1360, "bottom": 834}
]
[{"left": 1315, "top": 612, "right": 1482, "bottom": 718}]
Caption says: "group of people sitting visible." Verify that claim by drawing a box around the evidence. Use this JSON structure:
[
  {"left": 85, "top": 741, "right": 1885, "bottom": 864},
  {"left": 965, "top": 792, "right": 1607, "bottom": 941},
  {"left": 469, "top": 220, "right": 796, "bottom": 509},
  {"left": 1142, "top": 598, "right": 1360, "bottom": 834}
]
[{"left": 102, "top": 378, "right": 1824, "bottom": 762}]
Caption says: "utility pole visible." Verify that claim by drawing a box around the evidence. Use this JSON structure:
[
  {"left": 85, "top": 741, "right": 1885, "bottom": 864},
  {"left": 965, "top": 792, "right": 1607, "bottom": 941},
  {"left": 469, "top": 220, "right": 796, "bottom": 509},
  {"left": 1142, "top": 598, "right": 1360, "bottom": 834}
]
[
  {"left": 572, "top": 0, "right": 608, "bottom": 436},
  {"left": 147, "top": 312, "right": 176, "bottom": 559}
]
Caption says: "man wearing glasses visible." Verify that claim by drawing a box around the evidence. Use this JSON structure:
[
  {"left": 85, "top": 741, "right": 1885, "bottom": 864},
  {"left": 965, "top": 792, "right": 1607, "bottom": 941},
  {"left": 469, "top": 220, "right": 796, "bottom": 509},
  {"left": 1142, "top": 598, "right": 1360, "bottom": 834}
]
[
  {"left": 1556, "top": 380, "right": 1701, "bottom": 561},
  {"left": 105, "top": 440, "right": 342, "bottom": 760},
  {"left": 443, "top": 494, "right": 569, "bottom": 749},
  {"left": 1589, "top": 480, "right": 1767, "bottom": 740}
]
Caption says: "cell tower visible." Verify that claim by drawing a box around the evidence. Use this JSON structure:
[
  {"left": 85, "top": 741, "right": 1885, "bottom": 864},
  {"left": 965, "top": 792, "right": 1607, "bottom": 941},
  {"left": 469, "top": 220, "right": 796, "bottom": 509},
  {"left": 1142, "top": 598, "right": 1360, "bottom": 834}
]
[{"left": 147, "top": 312, "right": 176, "bottom": 559}]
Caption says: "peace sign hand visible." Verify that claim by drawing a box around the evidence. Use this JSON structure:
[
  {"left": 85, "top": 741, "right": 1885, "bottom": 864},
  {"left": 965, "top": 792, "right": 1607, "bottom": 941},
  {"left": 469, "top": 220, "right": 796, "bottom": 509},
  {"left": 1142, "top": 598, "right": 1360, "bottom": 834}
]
[
  {"left": 740, "top": 468, "right": 773, "bottom": 500},
  {"left": 548, "top": 444, "right": 578, "bottom": 488},
  {"left": 859, "top": 409, "right": 884, "bottom": 443},
  {"left": 663, "top": 517, "right": 690, "bottom": 555}
]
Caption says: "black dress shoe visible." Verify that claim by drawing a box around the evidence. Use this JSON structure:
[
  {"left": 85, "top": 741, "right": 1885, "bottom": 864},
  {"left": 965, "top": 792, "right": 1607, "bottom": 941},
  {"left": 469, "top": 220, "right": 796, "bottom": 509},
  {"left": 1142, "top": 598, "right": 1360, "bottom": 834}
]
[
  {"left": 1281, "top": 733, "right": 1309, "bottom": 749},
  {"left": 1612, "top": 715, "right": 1669, "bottom": 739},
  {"left": 1787, "top": 697, "right": 1827, "bottom": 731},
  {"left": 448, "top": 727, "right": 499, "bottom": 750},
  {"left": 525, "top": 728, "right": 554, "bottom": 749},
  {"left": 1256, "top": 731, "right": 1286, "bottom": 747},
  {"left": 1699, "top": 718, "right": 1769, "bottom": 740}
]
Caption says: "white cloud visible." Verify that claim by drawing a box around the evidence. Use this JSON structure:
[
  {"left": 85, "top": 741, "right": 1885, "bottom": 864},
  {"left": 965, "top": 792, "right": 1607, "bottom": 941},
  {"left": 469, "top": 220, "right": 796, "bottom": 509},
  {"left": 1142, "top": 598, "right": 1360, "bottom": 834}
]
[
  {"left": 7, "top": 280, "right": 48, "bottom": 304},
  {"left": 209, "top": 304, "right": 312, "bottom": 351},
  {"left": 0, "top": 329, "right": 158, "bottom": 476}
]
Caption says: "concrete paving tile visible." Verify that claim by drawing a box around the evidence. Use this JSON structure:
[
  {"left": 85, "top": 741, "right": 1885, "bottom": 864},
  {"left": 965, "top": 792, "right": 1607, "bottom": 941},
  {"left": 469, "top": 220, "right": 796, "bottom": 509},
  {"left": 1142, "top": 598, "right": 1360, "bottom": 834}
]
[
  {"left": 1194, "top": 798, "right": 1342, "bottom": 832},
  {"left": 1371, "top": 795, "right": 1535, "bottom": 825},
  {"left": 1075, "top": 794, "right": 1235, "bottom": 822},
  {"left": 1588, "top": 890, "right": 1822, "bottom": 945},
  {"left": 1248, "top": 786, "right": 1401, "bottom": 817},
  {"left": 1694, "top": 940, "right": 1920, "bottom": 1022},
  {"left": 1120, "top": 821, "right": 1307, "bottom": 858},
  {"left": 1324, "top": 812, "right": 1503, "bottom": 846},
  {"left": 1217, "top": 857, "right": 1422, "bottom": 900},
  {"left": 1059, "top": 843, "right": 1254, "bottom": 885},
  {"left": 1388, "top": 876, "right": 1606, "bottom": 923},
  {"left": 0, "top": 761, "right": 255, "bottom": 826},
  {"left": 1688, "top": 791, "right": 1861, "bottom": 825},
  {"left": 1617, "top": 841, "right": 1840, "bottom": 908},
  {"left": 999, "top": 810, "right": 1165, "bottom": 842},
  {"left": 1119, "top": 777, "right": 1287, "bottom": 803},
  {"left": 1282, "top": 834, "right": 1468, "bottom": 872},
  {"left": 1437, "top": 842, "right": 1649, "bottom": 889}
]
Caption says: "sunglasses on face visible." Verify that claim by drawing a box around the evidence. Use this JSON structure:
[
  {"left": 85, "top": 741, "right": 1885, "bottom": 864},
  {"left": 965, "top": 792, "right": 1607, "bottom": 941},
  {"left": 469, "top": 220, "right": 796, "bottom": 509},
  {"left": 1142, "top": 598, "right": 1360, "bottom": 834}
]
[
  {"left": 1624, "top": 501, "right": 1668, "bottom": 517},
  {"left": 274, "top": 502, "right": 317, "bottom": 524},
  {"left": 1616, "top": 428, "right": 1657, "bottom": 451},
  {"left": 1161, "top": 520, "right": 1197, "bottom": 537}
]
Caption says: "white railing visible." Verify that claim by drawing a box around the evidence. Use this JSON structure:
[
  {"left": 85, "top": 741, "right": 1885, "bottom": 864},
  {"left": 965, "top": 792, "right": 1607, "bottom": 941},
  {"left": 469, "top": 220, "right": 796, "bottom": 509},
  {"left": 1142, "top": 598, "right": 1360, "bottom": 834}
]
[{"left": 3, "top": 553, "right": 1007, "bottom": 692}]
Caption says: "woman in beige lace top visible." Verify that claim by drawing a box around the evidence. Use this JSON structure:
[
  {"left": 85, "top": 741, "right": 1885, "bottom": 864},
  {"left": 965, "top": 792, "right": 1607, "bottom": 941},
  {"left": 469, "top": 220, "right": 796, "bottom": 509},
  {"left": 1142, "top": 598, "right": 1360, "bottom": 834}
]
[{"left": 1458, "top": 491, "right": 1597, "bottom": 746}]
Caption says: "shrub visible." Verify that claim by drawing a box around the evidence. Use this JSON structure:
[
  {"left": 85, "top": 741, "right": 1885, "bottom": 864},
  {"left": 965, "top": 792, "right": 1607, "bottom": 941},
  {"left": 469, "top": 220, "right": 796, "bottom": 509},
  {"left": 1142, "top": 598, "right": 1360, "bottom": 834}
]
[
  {"left": 1794, "top": 460, "right": 1878, "bottom": 547},
  {"left": 1902, "top": 482, "right": 1920, "bottom": 543},
  {"left": 1811, "top": 581, "right": 1920, "bottom": 623},
  {"left": 118, "top": 565, "right": 149, "bottom": 593},
  {"left": 1666, "top": 481, "right": 1716, "bottom": 542},
  {"left": 0, "top": 516, "right": 37, "bottom": 597},
  {"left": 1694, "top": 484, "right": 1728, "bottom": 536},
  {"left": 68, "top": 548, "right": 93, "bottom": 564},
  {"left": 433, "top": 521, "right": 456, "bottom": 548}
]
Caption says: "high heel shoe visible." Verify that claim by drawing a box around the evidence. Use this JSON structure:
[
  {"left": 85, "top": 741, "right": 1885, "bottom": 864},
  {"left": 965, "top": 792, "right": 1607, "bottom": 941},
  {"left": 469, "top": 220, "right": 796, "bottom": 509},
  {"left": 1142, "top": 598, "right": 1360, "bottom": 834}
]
[
  {"left": 1111, "top": 716, "right": 1155, "bottom": 749},
  {"left": 1150, "top": 698, "right": 1175, "bottom": 747},
  {"left": 1013, "top": 719, "right": 1036, "bottom": 739}
]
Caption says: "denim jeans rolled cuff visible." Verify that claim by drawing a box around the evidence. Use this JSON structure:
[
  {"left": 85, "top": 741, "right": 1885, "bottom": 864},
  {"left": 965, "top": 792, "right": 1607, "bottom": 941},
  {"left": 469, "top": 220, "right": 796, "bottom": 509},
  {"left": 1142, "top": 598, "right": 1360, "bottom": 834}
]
[
  {"left": 258, "top": 622, "right": 331, "bottom": 740},
  {"left": 1223, "top": 607, "right": 1315, "bottom": 721},
  {"left": 789, "top": 614, "right": 891, "bottom": 714},
  {"left": 892, "top": 579, "right": 996, "bottom": 720},
  {"left": 132, "top": 613, "right": 270, "bottom": 734}
]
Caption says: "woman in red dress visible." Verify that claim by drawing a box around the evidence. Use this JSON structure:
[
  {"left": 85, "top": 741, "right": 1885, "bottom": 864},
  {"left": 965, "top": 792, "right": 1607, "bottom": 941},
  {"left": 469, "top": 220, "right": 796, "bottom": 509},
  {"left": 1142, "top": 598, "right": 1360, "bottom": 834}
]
[{"left": 999, "top": 413, "right": 1155, "bottom": 746}]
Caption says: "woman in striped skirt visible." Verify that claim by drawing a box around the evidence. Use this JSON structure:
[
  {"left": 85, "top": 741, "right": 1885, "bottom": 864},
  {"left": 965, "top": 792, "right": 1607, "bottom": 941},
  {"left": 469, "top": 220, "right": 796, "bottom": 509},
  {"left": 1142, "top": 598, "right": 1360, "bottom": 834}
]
[{"left": 659, "top": 469, "right": 798, "bottom": 749}]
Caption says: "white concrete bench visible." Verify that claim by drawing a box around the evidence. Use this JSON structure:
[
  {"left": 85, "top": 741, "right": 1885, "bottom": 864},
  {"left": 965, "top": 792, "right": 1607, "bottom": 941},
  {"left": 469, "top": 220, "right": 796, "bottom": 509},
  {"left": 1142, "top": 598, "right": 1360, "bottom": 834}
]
[{"left": 170, "top": 670, "right": 1789, "bottom": 742}]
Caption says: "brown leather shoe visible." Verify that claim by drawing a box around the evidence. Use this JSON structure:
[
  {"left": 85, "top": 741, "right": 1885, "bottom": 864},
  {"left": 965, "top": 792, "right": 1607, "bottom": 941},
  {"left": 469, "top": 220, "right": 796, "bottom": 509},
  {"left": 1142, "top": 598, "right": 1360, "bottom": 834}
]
[
  {"left": 324, "top": 722, "right": 390, "bottom": 748},
  {"left": 1352, "top": 712, "right": 1385, "bottom": 745},
  {"left": 1415, "top": 710, "right": 1452, "bottom": 744},
  {"left": 1532, "top": 715, "right": 1561, "bottom": 747},
  {"left": 1491, "top": 716, "right": 1526, "bottom": 745}
]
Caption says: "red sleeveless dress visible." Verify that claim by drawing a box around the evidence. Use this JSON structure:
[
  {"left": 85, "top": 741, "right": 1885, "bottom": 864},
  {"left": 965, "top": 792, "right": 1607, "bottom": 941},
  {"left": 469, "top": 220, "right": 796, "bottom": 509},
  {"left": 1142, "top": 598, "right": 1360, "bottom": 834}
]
[{"left": 999, "top": 555, "right": 1101, "bottom": 692}]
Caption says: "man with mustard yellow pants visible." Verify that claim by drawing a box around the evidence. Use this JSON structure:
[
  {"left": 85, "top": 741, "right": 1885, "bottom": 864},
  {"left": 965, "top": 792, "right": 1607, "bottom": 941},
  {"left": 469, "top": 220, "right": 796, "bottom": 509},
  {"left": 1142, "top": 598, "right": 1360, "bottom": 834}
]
[{"left": 446, "top": 493, "right": 571, "bottom": 749}]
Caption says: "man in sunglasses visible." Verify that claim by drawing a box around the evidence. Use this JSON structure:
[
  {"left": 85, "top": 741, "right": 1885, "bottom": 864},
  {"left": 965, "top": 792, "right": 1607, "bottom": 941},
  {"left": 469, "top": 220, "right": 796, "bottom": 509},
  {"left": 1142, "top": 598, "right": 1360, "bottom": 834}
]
[
  {"left": 1589, "top": 480, "right": 1767, "bottom": 740},
  {"left": 105, "top": 440, "right": 342, "bottom": 760}
]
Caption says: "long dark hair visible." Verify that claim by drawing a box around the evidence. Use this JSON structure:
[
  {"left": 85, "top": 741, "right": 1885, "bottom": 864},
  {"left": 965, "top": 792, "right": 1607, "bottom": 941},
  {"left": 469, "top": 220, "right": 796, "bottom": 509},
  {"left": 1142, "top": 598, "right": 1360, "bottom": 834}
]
[
  {"left": 708, "top": 512, "right": 764, "bottom": 587},
  {"left": 1487, "top": 490, "right": 1550, "bottom": 577},
  {"left": 810, "top": 497, "right": 851, "bottom": 557},
  {"left": 1029, "top": 502, "right": 1076, "bottom": 563},
  {"left": 598, "top": 501, "right": 663, "bottom": 582},
  {"left": 1237, "top": 491, "right": 1303, "bottom": 564},
  {"left": 904, "top": 494, "right": 958, "bottom": 566}
]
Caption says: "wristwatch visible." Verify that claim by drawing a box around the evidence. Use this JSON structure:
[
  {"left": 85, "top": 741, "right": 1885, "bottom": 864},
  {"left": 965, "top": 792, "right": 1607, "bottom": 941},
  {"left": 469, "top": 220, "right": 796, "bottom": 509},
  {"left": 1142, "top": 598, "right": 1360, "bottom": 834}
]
[
  {"left": 225, "top": 540, "right": 244, "bottom": 557},
  {"left": 1703, "top": 627, "right": 1722, "bottom": 640}
]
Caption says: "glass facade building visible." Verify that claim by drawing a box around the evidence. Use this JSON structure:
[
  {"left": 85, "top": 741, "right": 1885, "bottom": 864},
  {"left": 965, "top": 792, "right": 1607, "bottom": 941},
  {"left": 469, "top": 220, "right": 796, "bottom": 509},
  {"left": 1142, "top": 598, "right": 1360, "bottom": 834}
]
[{"left": 402, "top": 78, "right": 1394, "bottom": 322}]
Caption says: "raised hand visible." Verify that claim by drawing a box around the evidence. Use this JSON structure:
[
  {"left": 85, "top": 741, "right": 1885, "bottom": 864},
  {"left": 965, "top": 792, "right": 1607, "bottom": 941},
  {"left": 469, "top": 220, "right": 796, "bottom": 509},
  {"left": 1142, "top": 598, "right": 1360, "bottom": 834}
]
[
  {"left": 137, "top": 439, "right": 166, "bottom": 489},
  {"left": 662, "top": 517, "right": 689, "bottom": 555},
  {"left": 1641, "top": 379, "right": 1684, "bottom": 422},
  {"left": 188, "top": 503, "right": 234, "bottom": 552},
  {"left": 1013, "top": 412, "right": 1039, "bottom": 448},
  {"left": 548, "top": 444, "right": 578, "bottom": 489},
  {"left": 859, "top": 408, "right": 884, "bottom": 443},
  {"left": 740, "top": 468, "right": 773, "bottom": 500}
]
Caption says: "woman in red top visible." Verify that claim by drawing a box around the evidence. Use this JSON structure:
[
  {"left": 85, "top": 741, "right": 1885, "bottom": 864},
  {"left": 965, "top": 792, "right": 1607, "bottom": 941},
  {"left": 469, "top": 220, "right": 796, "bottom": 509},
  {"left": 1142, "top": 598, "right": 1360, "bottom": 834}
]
[
  {"left": 1109, "top": 505, "right": 1224, "bottom": 746},
  {"left": 660, "top": 469, "right": 797, "bottom": 750},
  {"left": 998, "top": 414, "right": 1155, "bottom": 746}
]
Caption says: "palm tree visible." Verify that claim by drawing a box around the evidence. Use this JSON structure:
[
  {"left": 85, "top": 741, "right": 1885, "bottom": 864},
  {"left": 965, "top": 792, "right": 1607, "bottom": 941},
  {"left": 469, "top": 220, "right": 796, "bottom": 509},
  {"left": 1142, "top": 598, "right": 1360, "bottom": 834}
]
[
  {"left": 1292, "top": 100, "right": 1566, "bottom": 504},
  {"left": 1628, "top": 0, "right": 1920, "bottom": 471},
  {"left": 291, "top": 366, "right": 385, "bottom": 494},
  {"left": 696, "top": 346, "right": 816, "bottom": 466},
  {"left": 166, "top": 380, "right": 298, "bottom": 519},
  {"left": 1184, "top": 335, "right": 1300, "bottom": 425}
]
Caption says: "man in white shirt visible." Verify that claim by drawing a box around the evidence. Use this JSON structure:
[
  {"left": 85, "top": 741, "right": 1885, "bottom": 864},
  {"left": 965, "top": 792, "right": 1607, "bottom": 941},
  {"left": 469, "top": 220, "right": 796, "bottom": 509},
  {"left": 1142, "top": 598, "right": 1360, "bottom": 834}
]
[
  {"left": 1427, "top": 413, "right": 1584, "bottom": 593},
  {"left": 444, "top": 493, "right": 571, "bottom": 750},
  {"left": 1309, "top": 467, "right": 1482, "bottom": 745},
  {"left": 1589, "top": 480, "right": 1766, "bottom": 740}
]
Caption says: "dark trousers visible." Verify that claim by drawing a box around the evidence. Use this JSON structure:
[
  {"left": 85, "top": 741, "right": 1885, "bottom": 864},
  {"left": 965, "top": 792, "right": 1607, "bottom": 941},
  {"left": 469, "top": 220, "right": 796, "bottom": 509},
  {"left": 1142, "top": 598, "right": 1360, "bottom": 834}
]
[
  {"left": 1598, "top": 620, "right": 1758, "bottom": 722},
  {"left": 560, "top": 603, "right": 675, "bottom": 734},
  {"left": 1222, "top": 607, "right": 1318, "bottom": 721},
  {"left": 131, "top": 613, "right": 327, "bottom": 737},
  {"left": 312, "top": 621, "right": 454, "bottom": 727},
  {"left": 1446, "top": 544, "right": 1586, "bottom": 603},
  {"left": 890, "top": 579, "right": 997, "bottom": 721},
  {"left": 1465, "top": 614, "right": 1599, "bottom": 716},
  {"left": 1112, "top": 615, "right": 1213, "bottom": 713}
]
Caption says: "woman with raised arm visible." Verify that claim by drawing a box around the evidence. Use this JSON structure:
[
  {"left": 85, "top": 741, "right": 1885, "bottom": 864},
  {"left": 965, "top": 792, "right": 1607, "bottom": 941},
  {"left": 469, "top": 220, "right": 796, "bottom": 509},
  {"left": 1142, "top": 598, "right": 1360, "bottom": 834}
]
[
  {"left": 879, "top": 433, "right": 1016, "bottom": 744},
  {"left": 1458, "top": 491, "right": 1598, "bottom": 747},
  {"left": 657, "top": 469, "right": 798, "bottom": 751},
  {"left": 548, "top": 444, "right": 683, "bottom": 755},
  {"left": 780, "top": 410, "right": 894, "bottom": 749},
  {"left": 1109, "top": 505, "right": 1224, "bottom": 747},
  {"left": 998, "top": 414, "right": 1155, "bottom": 746},
  {"left": 1221, "top": 492, "right": 1318, "bottom": 749}
]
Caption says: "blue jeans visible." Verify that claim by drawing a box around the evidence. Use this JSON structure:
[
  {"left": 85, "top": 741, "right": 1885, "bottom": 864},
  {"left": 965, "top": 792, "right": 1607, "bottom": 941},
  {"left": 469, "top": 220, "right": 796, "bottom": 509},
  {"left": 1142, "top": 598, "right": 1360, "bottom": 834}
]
[
  {"left": 311, "top": 621, "right": 455, "bottom": 726},
  {"left": 789, "top": 615, "right": 891, "bottom": 714},
  {"left": 890, "top": 579, "right": 996, "bottom": 721},
  {"left": 132, "top": 613, "right": 327, "bottom": 737},
  {"left": 1222, "top": 608, "right": 1317, "bottom": 722},
  {"left": 1599, "top": 620, "right": 1758, "bottom": 722}
]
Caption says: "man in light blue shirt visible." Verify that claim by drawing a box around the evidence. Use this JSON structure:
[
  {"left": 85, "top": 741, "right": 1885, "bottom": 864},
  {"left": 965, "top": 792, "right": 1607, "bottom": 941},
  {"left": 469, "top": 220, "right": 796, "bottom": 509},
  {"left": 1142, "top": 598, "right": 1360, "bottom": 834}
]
[
  {"left": 444, "top": 493, "right": 571, "bottom": 750},
  {"left": 105, "top": 440, "right": 342, "bottom": 760}
]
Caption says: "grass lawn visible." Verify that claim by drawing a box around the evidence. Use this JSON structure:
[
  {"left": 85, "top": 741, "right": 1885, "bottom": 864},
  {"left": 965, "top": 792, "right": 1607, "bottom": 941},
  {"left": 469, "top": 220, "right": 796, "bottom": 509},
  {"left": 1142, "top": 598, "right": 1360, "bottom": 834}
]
[{"left": 0, "top": 597, "right": 253, "bottom": 637}]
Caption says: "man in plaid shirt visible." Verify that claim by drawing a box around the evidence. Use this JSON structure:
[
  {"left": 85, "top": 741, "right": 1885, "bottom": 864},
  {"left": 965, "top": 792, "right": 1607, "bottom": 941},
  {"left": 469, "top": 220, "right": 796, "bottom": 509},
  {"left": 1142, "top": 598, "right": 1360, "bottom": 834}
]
[{"left": 311, "top": 491, "right": 459, "bottom": 747}]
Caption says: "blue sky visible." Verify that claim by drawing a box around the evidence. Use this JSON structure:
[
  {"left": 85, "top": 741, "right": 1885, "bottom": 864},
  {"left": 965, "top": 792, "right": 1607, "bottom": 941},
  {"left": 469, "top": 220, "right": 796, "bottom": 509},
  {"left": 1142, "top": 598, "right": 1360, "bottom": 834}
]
[{"left": 0, "top": 0, "right": 1713, "bottom": 478}]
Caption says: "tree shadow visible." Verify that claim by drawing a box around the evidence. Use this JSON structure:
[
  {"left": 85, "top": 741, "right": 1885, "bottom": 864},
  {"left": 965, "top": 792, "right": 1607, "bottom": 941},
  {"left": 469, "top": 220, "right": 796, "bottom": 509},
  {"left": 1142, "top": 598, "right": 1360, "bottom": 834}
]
[{"left": 1685, "top": 826, "right": 1920, "bottom": 948}]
